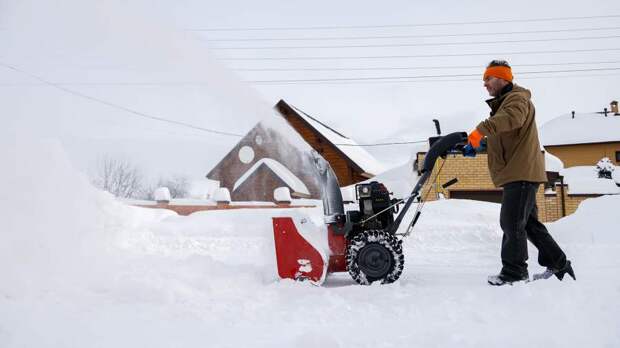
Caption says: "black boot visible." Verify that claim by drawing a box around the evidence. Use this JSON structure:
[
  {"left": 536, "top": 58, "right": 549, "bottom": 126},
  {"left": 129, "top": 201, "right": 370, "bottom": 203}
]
[{"left": 533, "top": 260, "right": 576, "bottom": 281}]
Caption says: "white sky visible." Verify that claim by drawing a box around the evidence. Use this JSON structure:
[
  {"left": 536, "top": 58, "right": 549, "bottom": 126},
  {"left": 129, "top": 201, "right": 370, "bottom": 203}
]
[{"left": 1, "top": 0, "right": 619, "bottom": 180}]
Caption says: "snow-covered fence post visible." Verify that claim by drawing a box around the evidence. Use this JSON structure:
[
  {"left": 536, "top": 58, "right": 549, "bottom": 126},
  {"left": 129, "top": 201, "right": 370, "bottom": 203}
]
[
  {"left": 154, "top": 187, "right": 171, "bottom": 205},
  {"left": 214, "top": 187, "right": 231, "bottom": 205},
  {"left": 274, "top": 187, "right": 292, "bottom": 205},
  {"left": 595, "top": 157, "right": 615, "bottom": 179}
]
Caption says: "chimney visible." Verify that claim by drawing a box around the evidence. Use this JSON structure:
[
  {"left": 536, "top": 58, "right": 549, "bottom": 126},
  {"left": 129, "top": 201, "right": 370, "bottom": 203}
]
[{"left": 611, "top": 100, "right": 619, "bottom": 114}]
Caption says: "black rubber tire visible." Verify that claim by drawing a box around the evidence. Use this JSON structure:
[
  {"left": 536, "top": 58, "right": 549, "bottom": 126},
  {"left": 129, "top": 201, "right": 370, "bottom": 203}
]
[{"left": 346, "top": 230, "right": 404, "bottom": 285}]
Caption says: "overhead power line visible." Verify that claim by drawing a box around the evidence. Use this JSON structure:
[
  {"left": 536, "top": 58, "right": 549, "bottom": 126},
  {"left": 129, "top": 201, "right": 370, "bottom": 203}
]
[
  {"left": 214, "top": 34, "right": 620, "bottom": 50},
  {"left": 253, "top": 72, "right": 620, "bottom": 86},
  {"left": 202, "top": 26, "right": 620, "bottom": 42},
  {"left": 192, "top": 14, "right": 620, "bottom": 31},
  {"left": 233, "top": 60, "right": 620, "bottom": 72},
  {"left": 222, "top": 47, "right": 620, "bottom": 61},
  {"left": 246, "top": 67, "right": 620, "bottom": 84},
  {"left": 2, "top": 64, "right": 619, "bottom": 87},
  {"left": 0, "top": 62, "right": 244, "bottom": 138}
]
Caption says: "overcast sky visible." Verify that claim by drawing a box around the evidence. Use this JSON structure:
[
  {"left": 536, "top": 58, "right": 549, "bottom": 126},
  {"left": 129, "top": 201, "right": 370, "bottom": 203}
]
[{"left": 1, "top": 0, "right": 619, "bottom": 181}]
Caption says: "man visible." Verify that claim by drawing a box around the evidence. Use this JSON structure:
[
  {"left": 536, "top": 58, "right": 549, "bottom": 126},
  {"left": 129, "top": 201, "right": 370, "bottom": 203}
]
[{"left": 467, "top": 59, "right": 576, "bottom": 286}]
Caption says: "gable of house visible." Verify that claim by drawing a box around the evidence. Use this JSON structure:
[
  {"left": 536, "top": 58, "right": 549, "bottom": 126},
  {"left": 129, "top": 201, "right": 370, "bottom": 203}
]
[{"left": 207, "top": 121, "right": 320, "bottom": 201}]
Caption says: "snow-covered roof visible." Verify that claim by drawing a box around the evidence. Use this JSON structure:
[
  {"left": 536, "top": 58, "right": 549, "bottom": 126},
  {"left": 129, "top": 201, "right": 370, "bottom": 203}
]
[
  {"left": 560, "top": 166, "right": 620, "bottom": 195},
  {"left": 544, "top": 151, "right": 564, "bottom": 173},
  {"left": 290, "top": 105, "right": 386, "bottom": 176},
  {"left": 540, "top": 112, "right": 620, "bottom": 146},
  {"left": 233, "top": 158, "right": 310, "bottom": 195}
]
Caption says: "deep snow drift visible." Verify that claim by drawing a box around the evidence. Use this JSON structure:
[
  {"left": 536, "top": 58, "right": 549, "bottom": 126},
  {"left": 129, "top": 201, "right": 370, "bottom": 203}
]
[{"left": 1, "top": 137, "right": 619, "bottom": 347}]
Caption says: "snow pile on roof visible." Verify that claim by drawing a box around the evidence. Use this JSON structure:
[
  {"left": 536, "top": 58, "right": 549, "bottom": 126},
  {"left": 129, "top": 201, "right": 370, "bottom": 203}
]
[
  {"left": 560, "top": 166, "right": 620, "bottom": 195},
  {"left": 540, "top": 112, "right": 620, "bottom": 146},
  {"left": 233, "top": 158, "right": 310, "bottom": 195},
  {"left": 544, "top": 151, "right": 564, "bottom": 173},
  {"left": 291, "top": 105, "right": 386, "bottom": 176}
]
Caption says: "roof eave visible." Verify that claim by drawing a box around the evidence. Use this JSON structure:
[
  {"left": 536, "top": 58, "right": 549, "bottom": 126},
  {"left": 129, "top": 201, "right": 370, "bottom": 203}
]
[{"left": 275, "top": 99, "right": 369, "bottom": 175}]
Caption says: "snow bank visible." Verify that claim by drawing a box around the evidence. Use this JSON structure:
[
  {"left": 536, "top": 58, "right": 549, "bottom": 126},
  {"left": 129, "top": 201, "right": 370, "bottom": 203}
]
[
  {"left": 0, "top": 135, "right": 108, "bottom": 295},
  {"left": 0, "top": 133, "right": 175, "bottom": 297},
  {"left": 549, "top": 194, "right": 620, "bottom": 244}
]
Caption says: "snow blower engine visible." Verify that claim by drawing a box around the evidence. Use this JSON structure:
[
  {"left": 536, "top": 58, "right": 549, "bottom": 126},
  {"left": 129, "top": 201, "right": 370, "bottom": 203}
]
[{"left": 272, "top": 131, "right": 468, "bottom": 285}]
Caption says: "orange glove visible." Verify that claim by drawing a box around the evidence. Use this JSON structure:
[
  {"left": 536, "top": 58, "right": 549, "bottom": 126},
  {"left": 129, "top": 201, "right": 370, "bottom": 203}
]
[{"left": 468, "top": 129, "right": 484, "bottom": 148}]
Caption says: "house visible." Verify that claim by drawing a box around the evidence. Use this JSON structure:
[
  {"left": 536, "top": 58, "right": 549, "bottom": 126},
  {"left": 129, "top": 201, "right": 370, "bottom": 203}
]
[
  {"left": 415, "top": 147, "right": 618, "bottom": 222},
  {"left": 206, "top": 100, "right": 384, "bottom": 202},
  {"left": 539, "top": 101, "right": 620, "bottom": 167}
]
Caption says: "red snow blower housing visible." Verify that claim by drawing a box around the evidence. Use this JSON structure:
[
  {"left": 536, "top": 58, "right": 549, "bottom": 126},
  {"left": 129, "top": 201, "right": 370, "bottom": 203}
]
[{"left": 272, "top": 131, "right": 468, "bottom": 285}]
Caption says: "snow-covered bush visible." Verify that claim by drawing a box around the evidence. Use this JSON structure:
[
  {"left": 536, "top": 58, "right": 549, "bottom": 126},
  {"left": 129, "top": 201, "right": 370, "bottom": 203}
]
[{"left": 595, "top": 157, "right": 615, "bottom": 179}]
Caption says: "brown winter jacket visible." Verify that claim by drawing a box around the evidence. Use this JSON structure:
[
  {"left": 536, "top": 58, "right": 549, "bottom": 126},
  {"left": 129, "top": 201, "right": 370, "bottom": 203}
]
[{"left": 476, "top": 84, "right": 547, "bottom": 187}]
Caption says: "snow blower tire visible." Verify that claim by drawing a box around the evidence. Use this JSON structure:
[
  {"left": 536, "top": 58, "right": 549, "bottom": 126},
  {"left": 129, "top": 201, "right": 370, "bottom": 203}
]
[{"left": 346, "top": 230, "right": 404, "bottom": 285}]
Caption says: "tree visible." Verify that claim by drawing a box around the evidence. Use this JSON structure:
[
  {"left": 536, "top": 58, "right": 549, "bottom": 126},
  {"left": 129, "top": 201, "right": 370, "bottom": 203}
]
[
  {"left": 156, "top": 175, "right": 189, "bottom": 199},
  {"left": 93, "top": 156, "right": 144, "bottom": 198},
  {"left": 140, "top": 175, "right": 190, "bottom": 200}
]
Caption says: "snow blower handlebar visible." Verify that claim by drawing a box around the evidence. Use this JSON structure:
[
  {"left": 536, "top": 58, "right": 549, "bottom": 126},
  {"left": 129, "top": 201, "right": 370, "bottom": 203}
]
[{"left": 387, "top": 131, "right": 468, "bottom": 235}]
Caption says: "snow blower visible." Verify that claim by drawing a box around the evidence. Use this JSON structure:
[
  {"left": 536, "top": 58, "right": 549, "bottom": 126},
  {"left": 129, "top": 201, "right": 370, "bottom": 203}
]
[{"left": 272, "top": 131, "right": 468, "bottom": 285}]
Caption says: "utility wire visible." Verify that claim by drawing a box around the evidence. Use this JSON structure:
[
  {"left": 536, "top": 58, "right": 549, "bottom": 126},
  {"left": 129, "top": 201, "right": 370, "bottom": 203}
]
[
  {"left": 0, "top": 62, "right": 244, "bottom": 138},
  {"left": 192, "top": 14, "right": 620, "bottom": 31},
  {"left": 2, "top": 65, "right": 618, "bottom": 87},
  {"left": 202, "top": 26, "right": 620, "bottom": 42},
  {"left": 214, "top": 34, "right": 620, "bottom": 50},
  {"left": 222, "top": 47, "right": 620, "bottom": 61},
  {"left": 246, "top": 67, "right": 620, "bottom": 84},
  {"left": 254, "top": 72, "right": 620, "bottom": 86},
  {"left": 232, "top": 60, "right": 620, "bottom": 72}
]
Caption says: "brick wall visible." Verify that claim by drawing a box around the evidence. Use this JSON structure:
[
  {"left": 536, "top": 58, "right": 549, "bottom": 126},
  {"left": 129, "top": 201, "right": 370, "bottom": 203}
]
[{"left": 416, "top": 152, "right": 496, "bottom": 202}]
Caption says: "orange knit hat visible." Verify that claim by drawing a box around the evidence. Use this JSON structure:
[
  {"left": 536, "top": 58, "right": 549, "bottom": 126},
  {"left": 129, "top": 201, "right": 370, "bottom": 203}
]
[{"left": 483, "top": 65, "right": 513, "bottom": 82}]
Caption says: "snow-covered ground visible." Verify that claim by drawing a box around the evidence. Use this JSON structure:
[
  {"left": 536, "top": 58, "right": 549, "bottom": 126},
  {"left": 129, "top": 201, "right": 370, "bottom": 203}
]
[{"left": 1, "top": 138, "right": 619, "bottom": 348}]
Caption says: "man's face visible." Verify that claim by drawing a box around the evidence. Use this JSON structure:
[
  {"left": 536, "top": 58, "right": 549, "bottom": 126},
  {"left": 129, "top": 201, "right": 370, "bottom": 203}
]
[{"left": 483, "top": 76, "right": 507, "bottom": 97}]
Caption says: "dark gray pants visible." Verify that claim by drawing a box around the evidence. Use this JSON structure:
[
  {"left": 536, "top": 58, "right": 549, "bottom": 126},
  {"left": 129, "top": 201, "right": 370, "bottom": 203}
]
[{"left": 499, "top": 181, "right": 567, "bottom": 279}]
